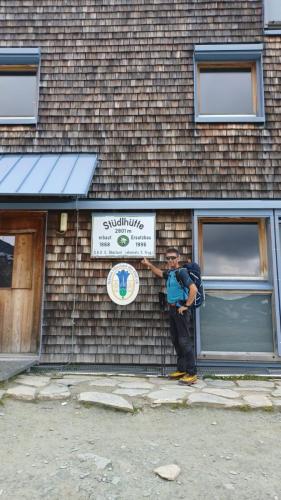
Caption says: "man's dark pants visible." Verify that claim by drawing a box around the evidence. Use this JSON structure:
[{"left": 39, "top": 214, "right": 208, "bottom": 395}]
[{"left": 169, "top": 307, "right": 197, "bottom": 375}]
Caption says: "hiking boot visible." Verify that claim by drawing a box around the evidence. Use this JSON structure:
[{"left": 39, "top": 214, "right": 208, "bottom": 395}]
[
  {"left": 178, "top": 374, "right": 198, "bottom": 385},
  {"left": 168, "top": 370, "right": 186, "bottom": 380}
]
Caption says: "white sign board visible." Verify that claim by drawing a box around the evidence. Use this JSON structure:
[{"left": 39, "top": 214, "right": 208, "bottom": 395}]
[
  {"left": 107, "top": 263, "right": 139, "bottom": 305},
  {"left": 91, "top": 213, "right": 156, "bottom": 258}
]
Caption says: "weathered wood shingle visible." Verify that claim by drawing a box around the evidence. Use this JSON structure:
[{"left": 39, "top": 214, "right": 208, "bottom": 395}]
[
  {"left": 42, "top": 210, "right": 192, "bottom": 363},
  {"left": 0, "top": 0, "right": 279, "bottom": 199}
]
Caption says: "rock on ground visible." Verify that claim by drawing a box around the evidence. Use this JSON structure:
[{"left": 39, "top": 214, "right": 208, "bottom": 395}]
[{"left": 154, "top": 464, "right": 181, "bottom": 481}]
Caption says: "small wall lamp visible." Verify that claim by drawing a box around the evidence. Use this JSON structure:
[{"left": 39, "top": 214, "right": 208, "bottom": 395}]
[{"left": 59, "top": 212, "right": 68, "bottom": 232}]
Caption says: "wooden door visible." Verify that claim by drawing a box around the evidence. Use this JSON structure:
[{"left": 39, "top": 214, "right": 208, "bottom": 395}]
[{"left": 0, "top": 212, "right": 45, "bottom": 353}]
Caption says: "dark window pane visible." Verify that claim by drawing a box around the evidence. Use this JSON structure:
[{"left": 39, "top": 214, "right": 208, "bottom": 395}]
[
  {"left": 0, "top": 236, "right": 15, "bottom": 287},
  {"left": 199, "top": 68, "right": 253, "bottom": 115},
  {"left": 202, "top": 223, "right": 261, "bottom": 277},
  {"left": 0, "top": 74, "right": 37, "bottom": 117},
  {"left": 200, "top": 292, "right": 273, "bottom": 352}
]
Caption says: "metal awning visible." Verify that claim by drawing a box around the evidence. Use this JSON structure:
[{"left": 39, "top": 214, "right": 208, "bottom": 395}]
[{"left": 0, "top": 153, "right": 98, "bottom": 196}]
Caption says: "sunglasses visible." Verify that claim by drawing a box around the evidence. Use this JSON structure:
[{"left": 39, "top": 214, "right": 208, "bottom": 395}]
[{"left": 166, "top": 256, "right": 178, "bottom": 261}]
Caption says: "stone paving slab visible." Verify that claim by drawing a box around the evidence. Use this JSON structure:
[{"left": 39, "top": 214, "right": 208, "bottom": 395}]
[
  {"left": 16, "top": 375, "right": 51, "bottom": 388},
  {"left": 78, "top": 391, "right": 134, "bottom": 413},
  {"left": 117, "top": 381, "right": 155, "bottom": 390},
  {"left": 271, "top": 389, "right": 281, "bottom": 397},
  {"left": 114, "top": 388, "right": 150, "bottom": 397},
  {"left": 89, "top": 378, "right": 118, "bottom": 387},
  {"left": 242, "top": 394, "right": 273, "bottom": 409},
  {"left": 187, "top": 393, "right": 243, "bottom": 409},
  {"left": 160, "top": 384, "right": 195, "bottom": 392},
  {"left": 202, "top": 388, "right": 240, "bottom": 399},
  {"left": 236, "top": 380, "right": 275, "bottom": 388},
  {"left": 204, "top": 379, "right": 236, "bottom": 388},
  {"left": 3, "top": 372, "right": 281, "bottom": 411},
  {"left": 6, "top": 385, "right": 36, "bottom": 401},
  {"left": 38, "top": 384, "right": 71, "bottom": 400},
  {"left": 272, "top": 398, "right": 281, "bottom": 408},
  {"left": 146, "top": 389, "right": 191, "bottom": 404}
]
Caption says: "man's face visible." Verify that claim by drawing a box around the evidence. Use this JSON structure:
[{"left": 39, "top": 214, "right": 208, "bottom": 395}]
[{"left": 166, "top": 253, "right": 180, "bottom": 270}]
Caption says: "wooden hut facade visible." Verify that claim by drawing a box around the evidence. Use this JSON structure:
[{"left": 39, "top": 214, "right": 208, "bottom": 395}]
[{"left": 1, "top": 0, "right": 281, "bottom": 369}]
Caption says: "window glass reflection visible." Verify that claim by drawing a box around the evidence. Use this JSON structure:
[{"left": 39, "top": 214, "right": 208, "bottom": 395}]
[
  {"left": 200, "top": 292, "right": 273, "bottom": 352},
  {"left": 0, "top": 74, "right": 37, "bottom": 117},
  {"left": 0, "top": 235, "right": 15, "bottom": 287},
  {"left": 200, "top": 68, "right": 253, "bottom": 115},
  {"left": 264, "top": 0, "right": 281, "bottom": 26},
  {"left": 202, "top": 223, "right": 261, "bottom": 277}
]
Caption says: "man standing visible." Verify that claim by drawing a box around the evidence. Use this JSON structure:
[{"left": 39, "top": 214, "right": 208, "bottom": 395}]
[{"left": 142, "top": 248, "right": 198, "bottom": 385}]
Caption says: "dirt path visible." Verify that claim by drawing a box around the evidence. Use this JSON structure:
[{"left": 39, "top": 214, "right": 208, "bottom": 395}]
[{"left": 0, "top": 400, "right": 280, "bottom": 500}]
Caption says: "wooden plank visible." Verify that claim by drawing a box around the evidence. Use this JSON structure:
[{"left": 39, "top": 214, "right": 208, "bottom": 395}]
[
  {"left": 12, "top": 234, "right": 33, "bottom": 289},
  {"left": 0, "top": 290, "right": 12, "bottom": 352},
  {"left": 16, "top": 290, "right": 33, "bottom": 352}
]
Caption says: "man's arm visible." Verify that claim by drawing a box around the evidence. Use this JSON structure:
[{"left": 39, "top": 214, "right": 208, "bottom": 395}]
[
  {"left": 177, "top": 268, "right": 197, "bottom": 314},
  {"left": 186, "top": 283, "right": 197, "bottom": 307},
  {"left": 141, "top": 257, "right": 163, "bottom": 278}
]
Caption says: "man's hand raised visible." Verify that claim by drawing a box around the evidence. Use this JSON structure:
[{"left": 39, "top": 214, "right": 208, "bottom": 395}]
[
  {"left": 141, "top": 257, "right": 151, "bottom": 269},
  {"left": 141, "top": 258, "right": 163, "bottom": 278}
]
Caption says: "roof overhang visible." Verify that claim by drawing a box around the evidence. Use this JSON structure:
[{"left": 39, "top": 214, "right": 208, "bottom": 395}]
[
  {"left": 0, "top": 153, "right": 98, "bottom": 197},
  {"left": 1, "top": 199, "right": 281, "bottom": 211}
]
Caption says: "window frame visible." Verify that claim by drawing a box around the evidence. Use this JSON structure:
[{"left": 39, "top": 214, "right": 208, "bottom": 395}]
[
  {"left": 194, "top": 44, "right": 265, "bottom": 123},
  {"left": 198, "top": 217, "right": 268, "bottom": 280},
  {"left": 264, "top": 0, "right": 281, "bottom": 34},
  {"left": 274, "top": 211, "right": 281, "bottom": 355},
  {"left": 0, "top": 48, "right": 40, "bottom": 125},
  {"left": 193, "top": 210, "right": 280, "bottom": 360}
]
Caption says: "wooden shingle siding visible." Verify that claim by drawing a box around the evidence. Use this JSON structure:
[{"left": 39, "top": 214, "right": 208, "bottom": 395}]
[
  {"left": 0, "top": 1, "right": 280, "bottom": 199},
  {"left": 42, "top": 210, "right": 192, "bottom": 363}
]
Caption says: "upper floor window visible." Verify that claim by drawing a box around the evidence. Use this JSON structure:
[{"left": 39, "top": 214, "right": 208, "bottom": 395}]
[
  {"left": 264, "top": 0, "right": 281, "bottom": 33},
  {"left": 194, "top": 44, "right": 265, "bottom": 123},
  {"left": 0, "top": 48, "right": 40, "bottom": 125}
]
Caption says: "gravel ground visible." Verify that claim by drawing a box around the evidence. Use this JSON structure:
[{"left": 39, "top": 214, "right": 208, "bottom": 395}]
[{"left": 0, "top": 401, "right": 281, "bottom": 500}]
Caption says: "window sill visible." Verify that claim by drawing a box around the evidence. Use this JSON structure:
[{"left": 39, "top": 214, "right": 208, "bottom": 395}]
[
  {"left": 195, "top": 115, "right": 265, "bottom": 124},
  {"left": 264, "top": 28, "right": 281, "bottom": 35},
  {"left": 203, "top": 281, "right": 272, "bottom": 291},
  {"left": 0, "top": 118, "right": 37, "bottom": 125}
]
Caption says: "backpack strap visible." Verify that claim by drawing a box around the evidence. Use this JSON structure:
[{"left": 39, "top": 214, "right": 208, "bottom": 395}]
[{"left": 175, "top": 268, "right": 186, "bottom": 289}]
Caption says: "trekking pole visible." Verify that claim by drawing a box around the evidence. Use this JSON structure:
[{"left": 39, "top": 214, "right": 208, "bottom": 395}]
[
  {"left": 193, "top": 308, "right": 197, "bottom": 373},
  {"left": 159, "top": 292, "right": 167, "bottom": 376}
]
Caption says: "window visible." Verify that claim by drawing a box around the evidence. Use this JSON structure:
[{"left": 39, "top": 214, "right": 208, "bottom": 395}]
[
  {"left": 195, "top": 213, "right": 276, "bottom": 358},
  {"left": 0, "top": 235, "right": 15, "bottom": 287},
  {"left": 194, "top": 44, "right": 265, "bottom": 123},
  {"left": 199, "top": 219, "right": 267, "bottom": 279},
  {"left": 0, "top": 48, "right": 40, "bottom": 125},
  {"left": 264, "top": 0, "right": 281, "bottom": 33}
]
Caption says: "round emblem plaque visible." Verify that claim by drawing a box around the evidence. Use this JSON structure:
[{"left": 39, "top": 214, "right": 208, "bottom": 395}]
[{"left": 107, "top": 263, "right": 139, "bottom": 306}]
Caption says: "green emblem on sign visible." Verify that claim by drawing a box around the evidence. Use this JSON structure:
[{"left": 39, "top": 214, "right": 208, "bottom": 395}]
[{"left": 117, "top": 235, "right": 129, "bottom": 247}]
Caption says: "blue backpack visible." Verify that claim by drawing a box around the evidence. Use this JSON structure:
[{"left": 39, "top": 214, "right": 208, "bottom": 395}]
[{"left": 175, "top": 262, "right": 205, "bottom": 309}]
